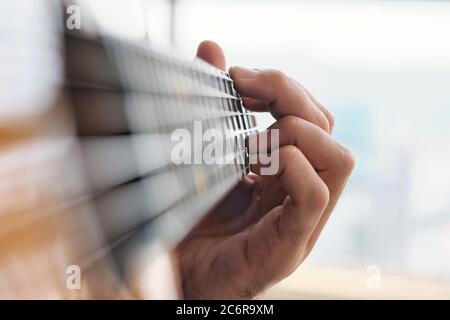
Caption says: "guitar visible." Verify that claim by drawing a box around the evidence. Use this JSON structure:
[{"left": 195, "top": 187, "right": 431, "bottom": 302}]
[{"left": 0, "top": 1, "right": 257, "bottom": 298}]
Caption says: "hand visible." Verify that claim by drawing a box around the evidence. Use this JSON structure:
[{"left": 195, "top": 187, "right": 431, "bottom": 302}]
[{"left": 176, "top": 41, "right": 355, "bottom": 299}]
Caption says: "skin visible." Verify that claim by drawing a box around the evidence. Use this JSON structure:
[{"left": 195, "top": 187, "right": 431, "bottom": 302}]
[{"left": 176, "top": 40, "right": 355, "bottom": 299}]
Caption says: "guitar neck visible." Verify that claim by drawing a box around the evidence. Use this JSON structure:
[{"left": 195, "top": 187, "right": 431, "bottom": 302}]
[
  {"left": 0, "top": 1, "right": 258, "bottom": 298},
  {"left": 64, "top": 28, "right": 258, "bottom": 244}
]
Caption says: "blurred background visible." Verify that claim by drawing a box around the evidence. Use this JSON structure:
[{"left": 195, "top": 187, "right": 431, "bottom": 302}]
[{"left": 85, "top": 0, "right": 450, "bottom": 299}]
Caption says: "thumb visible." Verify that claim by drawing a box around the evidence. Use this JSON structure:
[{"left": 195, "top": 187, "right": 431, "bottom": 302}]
[{"left": 196, "top": 40, "right": 226, "bottom": 71}]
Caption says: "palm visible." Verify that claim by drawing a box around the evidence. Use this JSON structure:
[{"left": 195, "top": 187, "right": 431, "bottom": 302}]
[{"left": 177, "top": 175, "right": 297, "bottom": 299}]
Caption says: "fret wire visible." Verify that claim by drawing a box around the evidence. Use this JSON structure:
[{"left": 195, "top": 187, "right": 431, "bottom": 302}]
[
  {"left": 242, "top": 108, "right": 251, "bottom": 132},
  {"left": 144, "top": 44, "right": 158, "bottom": 131},
  {"left": 236, "top": 96, "right": 249, "bottom": 132},
  {"left": 225, "top": 78, "right": 242, "bottom": 180},
  {"left": 231, "top": 116, "right": 239, "bottom": 133},
  {"left": 231, "top": 77, "right": 248, "bottom": 174},
  {"left": 162, "top": 58, "right": 174, "bottom": 135},
  {"left": 236, "top": 112, "right": 245, "bottom": 134}
]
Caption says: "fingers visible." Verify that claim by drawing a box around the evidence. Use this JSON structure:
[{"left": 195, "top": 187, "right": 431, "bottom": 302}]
[
  {"left": 249, "top": 115, "right": 355, "bottom": 252},
  {"left": 229, "top": 66, "right": 331, "bottom": 133},
  {"left": 248, "top": 116, "right": 354, "bottom": 176},
  {"left": 196, "top": 40, "right": 226, "bottom": 71},
  {"left": 304, "top": 90, "right": 334, "bottom": 133},
  {"left": 295, "top": 81, "right": 335, "bottom": 133},
  {"left": 242, "top": 97, "right": 269, "bottom": 112},
  {"left": 250, "top": 146, "right": 329, "bottom": 248}
]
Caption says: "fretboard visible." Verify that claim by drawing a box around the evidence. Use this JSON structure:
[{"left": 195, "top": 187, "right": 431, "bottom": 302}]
[
  {"left": 0, "top": 1, "right": 258, "bottom": 298},
  {"left": 64, "top": 29, "right": 258, "bottom": 263}
]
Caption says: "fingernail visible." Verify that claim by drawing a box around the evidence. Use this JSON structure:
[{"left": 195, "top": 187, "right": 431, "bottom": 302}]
[{"left": 230, "top": 66, "right": 259, "bottom": 79}]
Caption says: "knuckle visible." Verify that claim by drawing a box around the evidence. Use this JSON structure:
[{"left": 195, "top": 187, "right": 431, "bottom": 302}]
[
  {"left": 286, "top": 229, "right": 309, "bottom": 247},
  {"left": 316, "top": 113, "right": 331, "bottom": 133},
  {"left": 278, "top": 115, "right": 302, "bottom": 131},
  {"left": 279, "top": 144, "right": 330, "bottom": 212},
  {"left": 279, "top": 144, "right": 300, "bottom": 161},
  {"left": 319, "top": 106, "right": 335, "bottom": 132},
  {"left": 327, "top": 112, "right": 335, "bottom": 130},
  {"left": 308, "top": 180, "right": 330, "bottom": 212},
  {"left": 263, "top": 69, "right": 291, "bottom": 90},
  {"left": 336, "top": 143, "right": 356, "bottom": 174}
]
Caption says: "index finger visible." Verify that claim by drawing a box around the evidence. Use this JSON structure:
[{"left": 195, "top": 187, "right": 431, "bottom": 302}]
[{"left": 229, "top": 66, "right": 331, "bottom": 133}]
